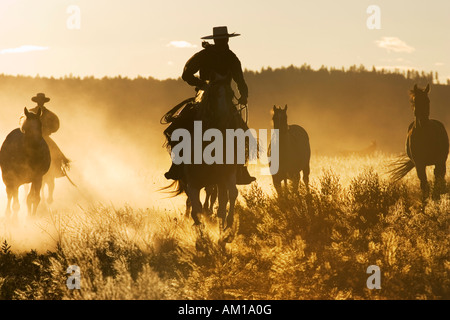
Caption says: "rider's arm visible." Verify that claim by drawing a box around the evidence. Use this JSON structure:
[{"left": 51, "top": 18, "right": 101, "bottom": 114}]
[
  {"left": 230, "top": 53, "right": 248, "bottom": 102},
  {"left": 182, "top": 51, "right": 207, "bottom": 89}
]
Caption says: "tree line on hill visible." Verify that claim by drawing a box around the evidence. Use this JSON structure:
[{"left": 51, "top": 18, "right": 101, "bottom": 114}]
[{"left": 0, "top": 64, "right": 448, "bottom": 160}]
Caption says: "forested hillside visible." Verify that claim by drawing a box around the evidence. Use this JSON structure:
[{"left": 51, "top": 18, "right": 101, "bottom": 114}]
[{"left": 0, "top": 65, "right": 448, "bottom": 161}]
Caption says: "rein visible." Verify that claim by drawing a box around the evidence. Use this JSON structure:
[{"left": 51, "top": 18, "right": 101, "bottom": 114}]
[
  {"left": 232, "top": 92, "right": 248, "bottom": 125},
  {"left": 160, "top": 97, "right": 195, "bottom": 124}
]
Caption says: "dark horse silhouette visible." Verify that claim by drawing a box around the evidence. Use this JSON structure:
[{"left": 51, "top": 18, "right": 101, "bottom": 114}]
[
  {"left": 0, "top": 107, "right": 51, "bottom": 216},
  {"left": 186, "top": 80, "right": 238, "bottom": 233},
  {"left": 164, "top": 75, "right": 239, "bottom": 242},
  {"left": 269, "top": 105, "right": 311, "bottom": 196},
  {"left": 389, "top": 84, "right": 449, "bottom": 200}
]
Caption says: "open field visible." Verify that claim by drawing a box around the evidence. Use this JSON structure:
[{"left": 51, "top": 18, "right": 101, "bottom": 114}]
[
  {"left": 0, "top": 152, "right": 449, "bottom": 300},
  {"left": 1, "top": 0, "right": 450, "bottom": 303}
]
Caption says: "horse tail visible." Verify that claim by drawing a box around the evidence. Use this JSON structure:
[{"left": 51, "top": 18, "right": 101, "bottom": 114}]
[
  {"left": 388, "top": 155, "right": 415, "bottom": 182},
  {"left": 158, "top": 180, "right": 185, "bottom": 197}
]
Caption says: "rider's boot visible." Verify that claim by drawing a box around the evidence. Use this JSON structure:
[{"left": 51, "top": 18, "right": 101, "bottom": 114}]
[{"left": 236, "top": 165, "right": 256, "bottom": 185}]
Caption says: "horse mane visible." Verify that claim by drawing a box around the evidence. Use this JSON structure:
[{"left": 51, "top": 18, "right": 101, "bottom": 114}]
[{"left": 408, "top": 89, "right": 417, "bottom": 106}]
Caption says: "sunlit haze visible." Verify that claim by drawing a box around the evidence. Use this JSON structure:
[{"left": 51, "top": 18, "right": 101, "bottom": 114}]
[{"left": 0, "top": 0, "right": 449, "bottom": 82}]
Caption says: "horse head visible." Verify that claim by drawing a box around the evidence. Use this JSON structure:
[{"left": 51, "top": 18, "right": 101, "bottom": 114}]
[
  {"left": 272, "top": 105, "right": 288, "bottom": 132},
  {"left": 410, "top": 84, "right": 430, "bottom": 125},
  {"left": 20, "top": 107, "right": 43, "bottom": 143}
]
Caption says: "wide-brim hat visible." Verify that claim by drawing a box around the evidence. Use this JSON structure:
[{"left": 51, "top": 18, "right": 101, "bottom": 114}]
[
  {"left": 31, "top": 93, "right": 50, "bottom": 103},
  {"left": 201, "top": 26, "right": 240, "bottom": 40}
]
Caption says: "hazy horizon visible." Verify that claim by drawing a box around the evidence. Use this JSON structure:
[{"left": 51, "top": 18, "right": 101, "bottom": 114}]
[
  {"left": 0, "top": 0, "right": 449, "bottom": 82},
  {"left": 0, "top": 62, "right": 445, "bottom": 84}
]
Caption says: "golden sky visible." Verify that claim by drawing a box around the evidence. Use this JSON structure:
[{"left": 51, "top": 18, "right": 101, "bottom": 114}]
[{"left": 0, "top": 0, "right": 449, "bottom": 82}]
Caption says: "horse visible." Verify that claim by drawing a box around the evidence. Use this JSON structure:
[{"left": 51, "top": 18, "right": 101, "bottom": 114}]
[
  {"left": 0, "top": 107, "right": 51, "bottom": 217},
  {"left": 164, "top": 73, "right": 240, "bottom": 241},
  {"left": 389, "top": 84, "right": 449, "bottom": 200},
  {"left": 185, "top": 76, "right": 239, "bottom": 234},
  {"left": 269, "top": 105, "right": 311, "bottom": 196}
]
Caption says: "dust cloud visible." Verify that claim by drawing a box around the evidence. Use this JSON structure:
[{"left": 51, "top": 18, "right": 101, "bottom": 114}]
[
  {"left": 0, "top": 77, "right": 188, "bottom": 252},
  {"left": 0, "top": 66, "right": 449, "bottom": 252}
]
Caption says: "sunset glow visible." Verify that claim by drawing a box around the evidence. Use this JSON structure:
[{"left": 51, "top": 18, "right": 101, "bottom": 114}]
[{"left": 0, "top": 0, "right": 449, "bottom": 82}]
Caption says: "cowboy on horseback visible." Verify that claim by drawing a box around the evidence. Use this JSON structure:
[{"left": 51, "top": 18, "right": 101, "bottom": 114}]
[
  {"left": 22, "top": 93, "right": 72, "bottom": 203},
  {"left": 28, "top": 93, "right": 60, "bottom": 136},
  {"left": 164, "top": 26, "right": 256, "bottom": 184}
]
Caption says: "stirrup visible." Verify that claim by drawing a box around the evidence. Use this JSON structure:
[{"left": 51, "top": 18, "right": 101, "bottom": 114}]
[{"left": 236, "top": 176, "right": 256, "bottom": 185}]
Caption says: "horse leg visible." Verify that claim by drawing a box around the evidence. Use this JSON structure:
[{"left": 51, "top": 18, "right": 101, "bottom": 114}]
[
  {"left": 226, "top": 183, "right": 238, "bottom": 231},
  {"left": 203, "top": 186, "right": 211, "bottom": 213},
  {"left": 10, "top": 186, "right": 20, "bottom": 216},
  {"left": 415, "top": 165, "right": 429, "bottom": 200},
  {"left": 433, "top": 162, "right": 447, "bottom": 199},
  {"left": 27, "top": 186, "right": 33, "bottom": 216},
  {"left": 209, "top": 185, "right": 218, "bottom": 213},
  {"left": 291, "top": 172, "right": 300, "bottom": 194},
  {"left": 46, "top": 177, "right": 55, "bottom": 204},
  {"left": 28, "top": 179, "right": 43, "bottom": 217},
  {"left": 5, "top": 186, "right": 15, "bottom": 217},
  {"left": 303, "top": 164, "right": 310, "bottom": 194},
  {"left": 203, "top": 185, "right": 216, "bottom": 215},
  {"left": 302, "top": 165, "right": 313, "bottom": 211},
  {"left": 6, "top": 186, "right": 20, "bottom": 223},
  {"left": 186, "top": 186, "right": 202, "bottom": 226},
  {"left": 217, "top": 183, "right": 228, "bottom": 232},
  {"left": 185, "top": 196, "right": 192, "bottom": 217}
]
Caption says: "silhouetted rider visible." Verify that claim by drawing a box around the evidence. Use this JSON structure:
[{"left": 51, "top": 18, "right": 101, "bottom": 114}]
[
  {"left": 28, "top": 93, "right": 60, "bottom": 136},
  {"left": 182, "top": 30, "right": 248, "bottom": 106},
  {"left": 164, "top": 26, "right": 255, "bottom": 184},
  {"left": 21, "top": 93, "right": 71, "bottom": 203}
]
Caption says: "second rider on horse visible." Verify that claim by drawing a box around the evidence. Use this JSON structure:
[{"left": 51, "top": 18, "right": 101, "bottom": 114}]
[{"left": 21, "top": 93, "right": 71, "bottom": 203}]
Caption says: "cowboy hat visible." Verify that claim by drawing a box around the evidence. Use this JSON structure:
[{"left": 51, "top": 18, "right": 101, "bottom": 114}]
[
  {"left": 31, "top": 93, "right": 50, "bottom": 103},
  {"left": 201, "top": 26, "right": 240, "bottom": 40}
]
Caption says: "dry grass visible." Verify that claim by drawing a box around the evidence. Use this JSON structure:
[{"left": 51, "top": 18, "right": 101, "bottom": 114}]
[{"left": 0, "top": 152, "right": 449, "bottom": 300}]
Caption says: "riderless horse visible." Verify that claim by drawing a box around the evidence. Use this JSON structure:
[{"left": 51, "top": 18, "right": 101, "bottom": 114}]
[
  {"left": 389, "top": 84, "right": 449, "bottom": 200},
  {"left": 269, "top": 105, "right": 311, "bottom": 196}
]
